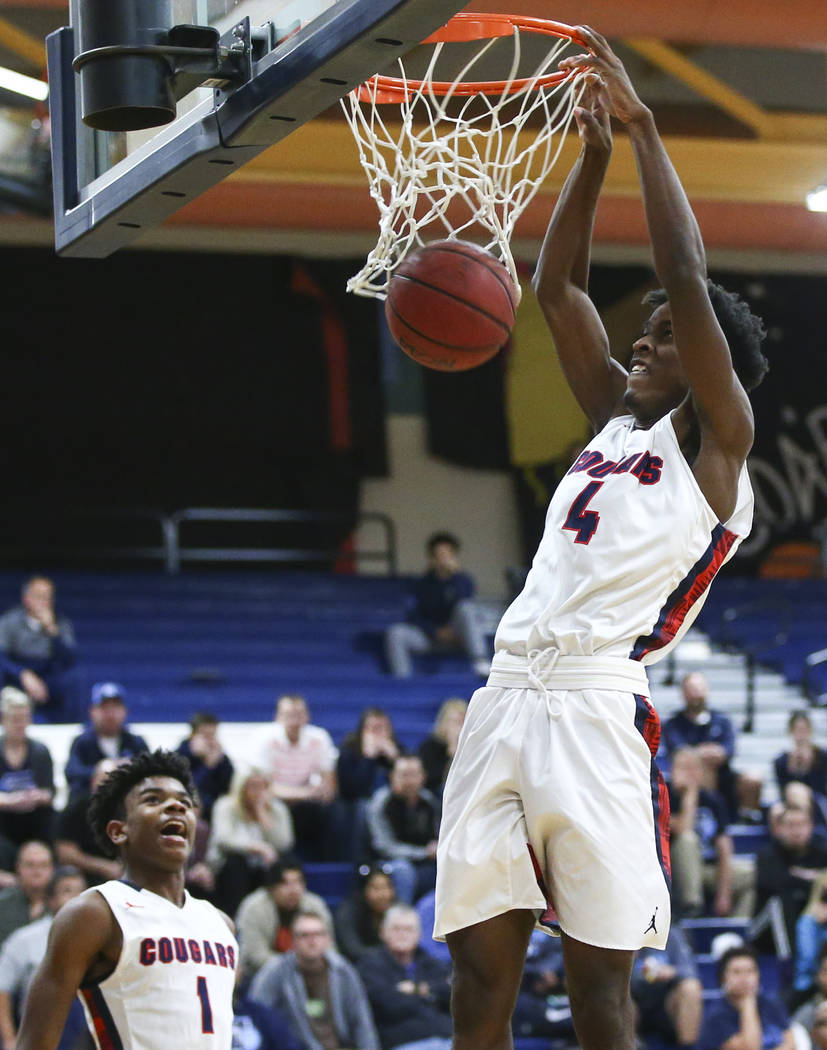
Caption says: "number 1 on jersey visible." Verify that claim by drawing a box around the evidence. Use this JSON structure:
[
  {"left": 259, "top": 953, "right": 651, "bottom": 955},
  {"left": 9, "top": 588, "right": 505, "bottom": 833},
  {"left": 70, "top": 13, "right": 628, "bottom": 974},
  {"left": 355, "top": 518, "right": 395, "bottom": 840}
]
[
  {"left": 562, "top": 481, "right": 602, "bottom": 544},
  {"left": 196, "top": 976, "right": 214, "bottom": 1034}
]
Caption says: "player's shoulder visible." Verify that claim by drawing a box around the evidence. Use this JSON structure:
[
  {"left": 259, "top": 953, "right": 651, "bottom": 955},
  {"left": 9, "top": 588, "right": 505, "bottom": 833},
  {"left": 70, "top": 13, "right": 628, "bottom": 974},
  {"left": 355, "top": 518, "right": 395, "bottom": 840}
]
[{"left": 48, "top": 886, "right": 118, "bottom": 946}]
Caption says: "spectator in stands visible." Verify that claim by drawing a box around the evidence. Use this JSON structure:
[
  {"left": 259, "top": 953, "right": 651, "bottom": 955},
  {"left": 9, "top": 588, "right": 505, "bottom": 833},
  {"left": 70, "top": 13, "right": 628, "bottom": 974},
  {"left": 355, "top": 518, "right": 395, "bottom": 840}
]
[
  {"left": 668, "top": 745, "right": 754, "bottom": 918},
  {"left": 63, "top": 682, "right": 148, "bottom": 803},
  {"left": 338, "top": 709, "right": 402, "bottom": 804},
  {"left": 357, "top": 903, "right": 452, "bottom": 1050},
  {"left": 418, "top": 698, "right": 467, "bottom": 798},
  {"left": 662, "top": 670, "right": 763, "bottom": 824},
  {"left": 792, "top": 941, "right": 827, "bottom": 1033},
  {"left": 235, "top": 856, "right": 332, "bottom": 980},
  {"left": 366, "top": 755, "right": 440, "bottom": 905},
  {"left": 55, "top": 758, "right": 123, "bottom": 885},
  {"left": 0, "top": 688, "right": 54, "bottom": 856},
  {"left": 793, "top": 872, "right": 827, "bottom": 997},
  {"left": 175, "top": 711, "right": 234, "bottom": 822},
  {"left": 0, "top": 840, "right": 53, "bottom": 947},
  {"left": 384, "top": 532, "right": 496, "bottom": 679},
  {"left": 249, "top": 909, "right": 379, "bottom": 1050},
  {"left": 208, "top": 766, "right": 295, "bottom": 917},
  {"left": 0, "top": 865, "right": 86, "bottom": 1050},
  {"left": 697, "top": 944, "right": 794, "bottom": 1050},
  {"left": 775, "top": 711, "right": 827, "bottom": 807},
  {"left": 0, "top": 576, "right": 79, "bottom": 722},
  {"left": 630, "top": 924, "right": 703, "bottom": 1050},
  {"left": 512, "top": 930, "right": 575, "bottom": 1042},
  {"left": 232, "top": 974, "right": 303, "bottom": 1050},
  {"left": 338, "top": 710, "right": 403, "bottom": 863},
  {"left": 185, "top": 798, "right": 216, "bottom": 903},
  {"left": 334, "top": 864, "right": 397, "bottom": 964},
  {"left": 257, "top": 694, "right": 338, "bottom": 862},
  {"left": 752, "top": 804, "right": 827, "bottom": 957}
]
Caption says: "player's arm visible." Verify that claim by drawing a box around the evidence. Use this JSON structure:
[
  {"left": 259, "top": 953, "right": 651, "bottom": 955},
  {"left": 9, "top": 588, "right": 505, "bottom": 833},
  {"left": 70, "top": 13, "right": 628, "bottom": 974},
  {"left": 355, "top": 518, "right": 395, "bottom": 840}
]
[
  {"left": 15, "top": 892, "right": 117, "bottom": 1050},
  {"left": 532, "top": 75, "right": 628, "bottom": 431},
  {"left": 566, "top": 30, "right": 754, "bottom": 464}
]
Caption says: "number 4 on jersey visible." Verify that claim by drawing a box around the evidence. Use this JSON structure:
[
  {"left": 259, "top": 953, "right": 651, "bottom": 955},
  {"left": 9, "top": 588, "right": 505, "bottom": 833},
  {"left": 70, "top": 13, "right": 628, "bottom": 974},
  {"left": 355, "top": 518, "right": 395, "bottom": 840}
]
[{"left": 562, "top": 481, "right": 602, "bottom": 544}]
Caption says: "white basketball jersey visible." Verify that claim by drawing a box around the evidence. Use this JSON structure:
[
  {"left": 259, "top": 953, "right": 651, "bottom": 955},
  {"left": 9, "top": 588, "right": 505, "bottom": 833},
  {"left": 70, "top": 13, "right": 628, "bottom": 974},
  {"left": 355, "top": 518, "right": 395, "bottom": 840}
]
[
  {"left": 495, "top": 412, "right": 753, "bottom": 665},
  {"left": 79, "top": 880, "right": 237, "bottom": 1050}
]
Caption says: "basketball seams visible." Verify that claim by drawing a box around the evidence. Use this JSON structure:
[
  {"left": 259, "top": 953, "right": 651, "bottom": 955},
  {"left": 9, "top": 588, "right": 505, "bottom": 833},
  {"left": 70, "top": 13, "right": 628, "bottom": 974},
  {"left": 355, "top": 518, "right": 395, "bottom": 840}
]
[
  {"left": 385, "top": 299, "right": 500, "bottom": 355},
  {"left": 386, "top": 238, "right": 517, "bottom": 370},
  {"left": 392, "top": 273, "right": 514, "bottom": 338},
  {"left": 419, "top": 242, "right": 518, "bottom": 317}
]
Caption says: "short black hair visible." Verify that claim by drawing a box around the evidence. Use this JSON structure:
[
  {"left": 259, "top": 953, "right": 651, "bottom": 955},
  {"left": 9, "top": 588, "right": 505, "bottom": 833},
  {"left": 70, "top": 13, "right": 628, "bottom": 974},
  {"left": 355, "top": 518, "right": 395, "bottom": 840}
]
[
  {"left": 189, "top": 711, "right": 219, "bottom": 732},
  {"left": 716, "top": 943, "right": 758, "bottom": 984},
  {"left": 87, "top": 749, "right": 197, "bottom": 859},
  {"left": 642, "top": 281, "right": 768, "bottom": 392},
  {"left": 263, "top": 854, "right": 305, "bottom": 888},
  {"left": 47, "top": 865, "right": 86, "bottom": 897},
  {"left": 427, "top": 532, "right": 460, "bottom": 554}
]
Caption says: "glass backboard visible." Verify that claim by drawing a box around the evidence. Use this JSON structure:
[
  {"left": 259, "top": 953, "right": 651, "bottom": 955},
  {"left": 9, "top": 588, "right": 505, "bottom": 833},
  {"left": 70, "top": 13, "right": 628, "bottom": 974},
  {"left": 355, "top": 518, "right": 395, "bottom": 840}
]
[{"left": 47, "top": 0, "right": 466, "bottom": 257}]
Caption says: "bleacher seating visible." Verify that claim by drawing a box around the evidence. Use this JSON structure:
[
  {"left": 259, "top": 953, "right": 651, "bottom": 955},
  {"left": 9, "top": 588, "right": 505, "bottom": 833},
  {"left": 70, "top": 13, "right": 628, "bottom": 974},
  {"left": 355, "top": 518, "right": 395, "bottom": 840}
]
[
  {"left": 696, "top": 577, "right": 827, "bottom": 690},
  {"left": 2, "top": 570, "right": 482, "bottom": 748},
  {"left": 6, "top": 567, "right": 823, "bottom": 1050}
]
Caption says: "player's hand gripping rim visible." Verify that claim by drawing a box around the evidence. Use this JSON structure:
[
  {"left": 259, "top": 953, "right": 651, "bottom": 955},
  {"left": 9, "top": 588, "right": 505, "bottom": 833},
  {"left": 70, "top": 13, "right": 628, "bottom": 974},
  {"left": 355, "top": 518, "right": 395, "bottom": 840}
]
[{"left": 559, "top": 25, "right": 650, "bottom": 127}]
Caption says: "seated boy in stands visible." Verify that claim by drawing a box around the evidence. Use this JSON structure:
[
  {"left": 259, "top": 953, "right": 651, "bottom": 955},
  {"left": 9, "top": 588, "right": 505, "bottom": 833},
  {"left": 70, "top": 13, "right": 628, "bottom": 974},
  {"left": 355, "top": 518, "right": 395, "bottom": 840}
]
[{"left": 698, "top": 944, "right": 793, "bottom": 1050}]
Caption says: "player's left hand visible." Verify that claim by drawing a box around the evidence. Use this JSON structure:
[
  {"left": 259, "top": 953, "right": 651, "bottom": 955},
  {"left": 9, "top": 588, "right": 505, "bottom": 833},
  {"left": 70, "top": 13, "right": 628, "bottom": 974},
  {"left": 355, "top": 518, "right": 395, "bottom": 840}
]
[{"left": 560, "top": 26, "right": 649, "bottom": 126}]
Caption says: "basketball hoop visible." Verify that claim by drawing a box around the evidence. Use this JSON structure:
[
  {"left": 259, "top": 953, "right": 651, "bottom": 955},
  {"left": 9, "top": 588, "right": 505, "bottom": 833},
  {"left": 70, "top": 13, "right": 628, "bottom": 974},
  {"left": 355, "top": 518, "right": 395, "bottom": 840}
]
[{"left": 343, "top": 13, "right": 589, "bottom": 300}]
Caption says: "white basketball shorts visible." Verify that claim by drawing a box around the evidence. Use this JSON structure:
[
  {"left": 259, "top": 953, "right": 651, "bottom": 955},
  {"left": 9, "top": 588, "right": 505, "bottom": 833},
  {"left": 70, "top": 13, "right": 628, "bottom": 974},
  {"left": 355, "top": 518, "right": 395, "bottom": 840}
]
[{"left": 433, "top": 678, "right": 671, "bottom": 951}]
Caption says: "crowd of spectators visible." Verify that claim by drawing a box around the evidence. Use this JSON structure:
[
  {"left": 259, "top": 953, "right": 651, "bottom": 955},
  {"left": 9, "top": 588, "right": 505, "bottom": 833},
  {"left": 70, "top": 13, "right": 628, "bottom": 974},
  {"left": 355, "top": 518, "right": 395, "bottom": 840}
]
[{"left": 6, "top": 574, "right": 827, "bottom": 1050}]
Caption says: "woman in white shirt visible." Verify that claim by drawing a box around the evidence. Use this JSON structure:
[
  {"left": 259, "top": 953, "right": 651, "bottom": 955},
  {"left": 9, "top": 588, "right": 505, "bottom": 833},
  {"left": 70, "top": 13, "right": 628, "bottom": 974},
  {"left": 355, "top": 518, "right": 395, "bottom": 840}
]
[{"left": 208, "top": 766, "right": 294, "bottom": 917}]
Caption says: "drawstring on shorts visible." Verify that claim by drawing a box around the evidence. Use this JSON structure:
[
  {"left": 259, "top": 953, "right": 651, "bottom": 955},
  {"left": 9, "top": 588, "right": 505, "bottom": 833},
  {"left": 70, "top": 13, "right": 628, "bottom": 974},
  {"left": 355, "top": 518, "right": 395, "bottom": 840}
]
[{"left": 527, "top": 648, "right": 564, "bottom": 719}]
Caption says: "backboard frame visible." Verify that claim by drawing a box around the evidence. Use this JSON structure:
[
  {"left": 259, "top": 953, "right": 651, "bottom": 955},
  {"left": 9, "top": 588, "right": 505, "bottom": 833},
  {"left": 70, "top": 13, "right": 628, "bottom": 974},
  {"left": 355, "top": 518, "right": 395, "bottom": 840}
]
[{"left": 47, "top": 0, "right": 465, "bottom": 258}]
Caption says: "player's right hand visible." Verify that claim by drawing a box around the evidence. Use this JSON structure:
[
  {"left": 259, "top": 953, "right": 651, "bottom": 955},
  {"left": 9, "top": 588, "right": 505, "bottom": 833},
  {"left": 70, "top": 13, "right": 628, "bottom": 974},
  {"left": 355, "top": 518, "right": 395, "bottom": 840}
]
[{"left": 573, "top": 74, "right": 612, "bottom": 154}]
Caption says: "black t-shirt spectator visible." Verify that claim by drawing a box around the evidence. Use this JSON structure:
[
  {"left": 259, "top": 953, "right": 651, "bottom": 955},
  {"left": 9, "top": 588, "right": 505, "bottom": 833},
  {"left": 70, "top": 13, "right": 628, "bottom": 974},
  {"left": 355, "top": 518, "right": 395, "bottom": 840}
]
[
  {"left": 55, "top": 796, "right": 110, "bottom": 883},
  {"left": 174, "top": 738, "right": 233, "bottom": 822},
  {"left": 775, "top": 749, "right": 827, "bottom": 799},
  {"left": 754, "top": 837, "right": 827, "bottom": 953}
]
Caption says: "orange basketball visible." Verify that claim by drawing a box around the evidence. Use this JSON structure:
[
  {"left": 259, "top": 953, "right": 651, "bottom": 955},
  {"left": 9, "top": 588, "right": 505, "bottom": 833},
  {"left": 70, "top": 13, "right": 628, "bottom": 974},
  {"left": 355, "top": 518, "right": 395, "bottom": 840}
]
[{"left": 385, "top": 240, "right": 518, "bottom": 372}]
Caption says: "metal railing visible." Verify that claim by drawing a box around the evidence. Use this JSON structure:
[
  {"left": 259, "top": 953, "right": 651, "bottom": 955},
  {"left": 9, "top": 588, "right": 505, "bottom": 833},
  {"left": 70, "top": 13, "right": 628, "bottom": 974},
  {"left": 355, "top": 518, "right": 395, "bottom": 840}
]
[
  {"left": 165, "top": 508, "right": 396, "bottom": 575},
  {"left": 25, "top": 507, "right": 397, "bottom": 575},
  {"left": 803, "top": 647, "right": 827, "bottom": 705}
]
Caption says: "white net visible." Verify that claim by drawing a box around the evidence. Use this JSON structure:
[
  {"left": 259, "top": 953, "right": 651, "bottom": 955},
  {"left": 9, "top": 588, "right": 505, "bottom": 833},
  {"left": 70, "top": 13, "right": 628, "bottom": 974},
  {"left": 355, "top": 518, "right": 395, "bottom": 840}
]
[{"left": 342, "top": 22, "right": 587, "bottom": 300}]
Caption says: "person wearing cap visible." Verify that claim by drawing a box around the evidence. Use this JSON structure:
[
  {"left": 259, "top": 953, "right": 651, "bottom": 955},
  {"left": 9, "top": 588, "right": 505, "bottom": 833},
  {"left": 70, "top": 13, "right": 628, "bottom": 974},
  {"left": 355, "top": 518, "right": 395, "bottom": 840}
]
[{"left": 63, "top": 683, "right": 148, "bottom": 803}]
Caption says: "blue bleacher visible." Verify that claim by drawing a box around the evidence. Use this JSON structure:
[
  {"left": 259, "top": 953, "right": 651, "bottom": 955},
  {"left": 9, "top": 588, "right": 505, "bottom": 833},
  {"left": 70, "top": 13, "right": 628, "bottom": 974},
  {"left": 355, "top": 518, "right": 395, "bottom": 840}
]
[
  {"left": 696, "top": 577, "right": 827, "bottom": 688},
  {"left": 3, "top": 569, "right": 481, "bottom": 742}
]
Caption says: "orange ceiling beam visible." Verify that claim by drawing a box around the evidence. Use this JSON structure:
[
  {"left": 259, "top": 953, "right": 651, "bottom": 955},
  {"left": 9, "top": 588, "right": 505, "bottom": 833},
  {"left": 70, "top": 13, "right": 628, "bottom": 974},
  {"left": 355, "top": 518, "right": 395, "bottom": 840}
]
[
  {"left": 462, "top": 1, "right": 827, "bottom": 50},
  {"left": 168, "top": 180, "right": 827, "bottom": 257},
  {"left": 0, "top": 0, "right": 824, "bottom": 49}
]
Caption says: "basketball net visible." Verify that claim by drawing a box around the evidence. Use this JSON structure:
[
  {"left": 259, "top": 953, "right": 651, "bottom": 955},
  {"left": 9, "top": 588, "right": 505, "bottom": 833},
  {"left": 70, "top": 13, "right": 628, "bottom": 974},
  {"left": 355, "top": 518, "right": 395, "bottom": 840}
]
[{"left": 342, "top": 16, "right": 587, "bottom": 301}]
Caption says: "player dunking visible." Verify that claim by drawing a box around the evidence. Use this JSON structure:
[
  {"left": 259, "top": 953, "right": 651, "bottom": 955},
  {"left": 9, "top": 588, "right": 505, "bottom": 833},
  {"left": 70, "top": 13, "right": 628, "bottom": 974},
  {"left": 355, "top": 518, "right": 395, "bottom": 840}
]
[
  {"left": 16, "top": 750, "right": 237, "bottom": 1050},
  {"left": 433, "top": 28, "right": 768, "bottom": 1050}
]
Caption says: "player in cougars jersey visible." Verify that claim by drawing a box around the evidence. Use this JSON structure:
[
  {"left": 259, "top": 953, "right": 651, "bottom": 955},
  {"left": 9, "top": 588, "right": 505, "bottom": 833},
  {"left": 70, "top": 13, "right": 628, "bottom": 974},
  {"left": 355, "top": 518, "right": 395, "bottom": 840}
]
[
  {"left": 16, "top": 749, "right": 237, "bottom": 1050},
  {"left": 433, "top": 28, "right": 770, "bottom": 1050}
]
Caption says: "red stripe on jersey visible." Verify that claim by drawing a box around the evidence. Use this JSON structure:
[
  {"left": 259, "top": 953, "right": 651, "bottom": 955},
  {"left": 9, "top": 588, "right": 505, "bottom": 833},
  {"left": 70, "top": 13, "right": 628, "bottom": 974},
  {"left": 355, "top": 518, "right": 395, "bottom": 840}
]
[
  {"left": 633, "top": 696, "right": 672, "bottom": 883},
  {"left": 632, "top": 525, "right": 737, "bottom": 660},
  {"left": 81, "top": 988, "right": 124, "bottom": 1050}
]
